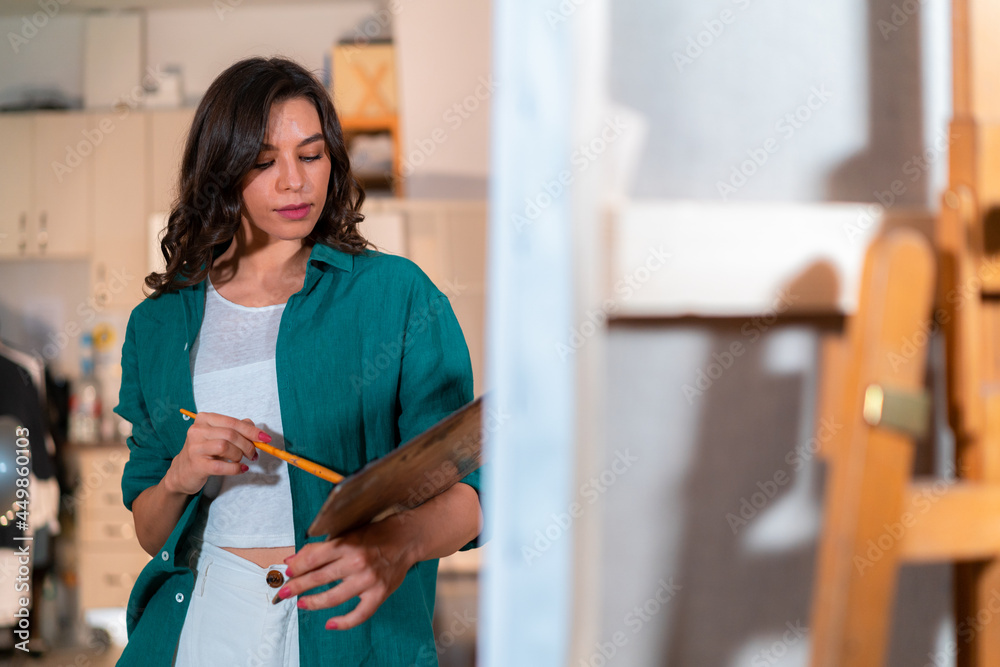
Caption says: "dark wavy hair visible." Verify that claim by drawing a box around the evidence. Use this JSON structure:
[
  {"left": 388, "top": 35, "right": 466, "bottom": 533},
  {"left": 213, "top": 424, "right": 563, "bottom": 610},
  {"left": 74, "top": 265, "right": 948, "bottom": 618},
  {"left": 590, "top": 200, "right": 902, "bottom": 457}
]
[{"left": 144, "top": 56, "right": 374, "bottom": 296}]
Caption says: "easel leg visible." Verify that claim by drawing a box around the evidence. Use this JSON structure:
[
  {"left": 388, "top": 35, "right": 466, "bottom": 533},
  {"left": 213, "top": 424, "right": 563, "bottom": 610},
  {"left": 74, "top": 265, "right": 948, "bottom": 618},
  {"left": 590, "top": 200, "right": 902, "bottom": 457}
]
[{"left": 955, "top": 559, "right": 1000, "bottom": 666}]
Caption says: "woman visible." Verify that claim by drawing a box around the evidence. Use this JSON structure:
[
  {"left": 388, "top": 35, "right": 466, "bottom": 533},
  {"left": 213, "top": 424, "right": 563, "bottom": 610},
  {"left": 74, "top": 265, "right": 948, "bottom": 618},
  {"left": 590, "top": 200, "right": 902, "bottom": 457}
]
[{"left": 113, "top": 57, "right": 483, "bottom": 666}]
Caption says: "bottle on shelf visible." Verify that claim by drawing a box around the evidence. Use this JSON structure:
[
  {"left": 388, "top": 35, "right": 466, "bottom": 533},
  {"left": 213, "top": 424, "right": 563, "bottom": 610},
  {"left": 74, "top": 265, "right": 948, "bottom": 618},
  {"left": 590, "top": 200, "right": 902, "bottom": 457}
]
[{"left": 68, "top": 332, "right": 102, "bottom": 444}]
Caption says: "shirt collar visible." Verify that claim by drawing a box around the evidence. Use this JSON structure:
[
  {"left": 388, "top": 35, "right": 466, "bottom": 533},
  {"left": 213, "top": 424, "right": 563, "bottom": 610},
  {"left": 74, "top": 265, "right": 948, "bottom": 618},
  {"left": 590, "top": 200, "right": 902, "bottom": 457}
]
[
  {"left": 306, "top": 242, "right": 356, "bottom": 273},
  {"left": 177, "top": 241, "right": 357, "bottom": 348}
]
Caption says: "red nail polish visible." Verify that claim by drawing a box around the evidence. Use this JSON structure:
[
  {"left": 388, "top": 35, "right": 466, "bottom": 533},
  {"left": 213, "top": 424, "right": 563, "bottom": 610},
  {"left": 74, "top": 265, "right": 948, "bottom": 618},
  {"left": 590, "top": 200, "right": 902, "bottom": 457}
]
[
  {"left": 327, "top": 620, "right": 338, "bottom": 630},
  {"left": 285, "top": 567, "right": 294, "bottom": 577},
  {"left": 297, "top": 598, "right": 307, "bottom": 609},
  {"left": 252, "top": 451, "right": 259, "bottom": 462},
  {"left": 240, "top": 464, "right": 249, "bottom": 472},
  {"left": 258, "top": 431, "right": 272, "bottom": 443},
  {"left": 278, "top": 586, "right": 291, "bottom": 599}
]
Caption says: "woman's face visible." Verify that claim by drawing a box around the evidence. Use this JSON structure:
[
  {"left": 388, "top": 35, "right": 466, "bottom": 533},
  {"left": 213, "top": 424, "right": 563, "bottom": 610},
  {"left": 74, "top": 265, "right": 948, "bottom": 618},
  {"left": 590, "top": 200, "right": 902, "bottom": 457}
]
[{"left": 240, "top": 96, "right": 331, "bottom": 242}]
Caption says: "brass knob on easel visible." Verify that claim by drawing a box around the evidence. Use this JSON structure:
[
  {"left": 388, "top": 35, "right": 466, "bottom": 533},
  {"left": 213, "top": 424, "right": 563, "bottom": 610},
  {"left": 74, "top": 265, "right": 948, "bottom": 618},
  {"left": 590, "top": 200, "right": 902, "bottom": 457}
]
[{"left": 862, "top": 384, "right": 931, "bottom": 439}]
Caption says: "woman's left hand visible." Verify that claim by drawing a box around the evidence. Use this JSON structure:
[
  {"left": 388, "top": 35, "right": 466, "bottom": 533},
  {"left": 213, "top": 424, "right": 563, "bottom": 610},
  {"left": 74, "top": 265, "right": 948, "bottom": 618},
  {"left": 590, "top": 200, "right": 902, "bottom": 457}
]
[
  {"left": 277, "top": 516, "right": 415, "bottom": 630},
  {"left": 277, "top": 482, "right": 482, "bottom": 630}
]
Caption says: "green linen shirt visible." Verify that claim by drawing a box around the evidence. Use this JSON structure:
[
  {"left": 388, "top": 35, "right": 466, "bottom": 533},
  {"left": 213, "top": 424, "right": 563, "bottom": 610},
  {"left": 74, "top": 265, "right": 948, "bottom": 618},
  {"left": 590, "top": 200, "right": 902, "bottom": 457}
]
[{"left": 113, "top": 241, "right": 480, "bottom": 666}]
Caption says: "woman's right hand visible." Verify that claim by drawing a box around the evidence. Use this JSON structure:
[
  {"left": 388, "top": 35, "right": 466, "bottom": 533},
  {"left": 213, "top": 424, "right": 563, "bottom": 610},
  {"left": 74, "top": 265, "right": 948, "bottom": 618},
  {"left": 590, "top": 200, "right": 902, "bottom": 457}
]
[{"left": 162, "top": 412, "right": 268, "bottom": 496}]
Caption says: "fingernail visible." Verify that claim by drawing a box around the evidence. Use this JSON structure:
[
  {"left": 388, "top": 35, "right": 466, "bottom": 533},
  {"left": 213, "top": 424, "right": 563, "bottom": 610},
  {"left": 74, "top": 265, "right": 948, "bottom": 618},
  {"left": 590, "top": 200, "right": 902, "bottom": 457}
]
[
  {"left": 285, "top": 567, "right": 294, "bottom": 577},
  {"left": 326, "top": 620, "right": 338, "bottom": 630},
  {"left": 278, "top": 586, "right": 291, "bottom": 599},
  {"left": 258, "top": 431, "right": 272, "bottom": 443},
  {"left": 297, "top": 598, "right": 307, "bottom": 609},
  {"left": 240, "top": 464, "right": 249, "bottom": 473},
  {"left": 252, "top": 451, "right": 259, "bottom": 462}
]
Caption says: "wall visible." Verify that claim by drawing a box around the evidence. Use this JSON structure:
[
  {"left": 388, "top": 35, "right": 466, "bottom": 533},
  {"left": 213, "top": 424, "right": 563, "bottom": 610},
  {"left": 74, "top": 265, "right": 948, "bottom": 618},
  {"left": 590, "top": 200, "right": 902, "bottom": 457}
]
[
  {"left": 145, "top": 2, "right": 377, "bottom": 103},
  {"left": 0, "top": 260, "right": 93, "bottom": 381},
  {"left": 0, "top": 2, "right": 381, "bottom": 110},
  {"left": 394, "top": 0, "right": 492, "bottom": 198},
  {"left": 0, "top": 1, "right": 378, "bottom": 383},
  {"left": 596, "top": 1, "right": 954, "bottom": 665},
  {"left": 611, "top": 0, "right": 951, "bottom": 210},
  {"left": 0, "top": 13, "right": 85, "bottom": 109}
]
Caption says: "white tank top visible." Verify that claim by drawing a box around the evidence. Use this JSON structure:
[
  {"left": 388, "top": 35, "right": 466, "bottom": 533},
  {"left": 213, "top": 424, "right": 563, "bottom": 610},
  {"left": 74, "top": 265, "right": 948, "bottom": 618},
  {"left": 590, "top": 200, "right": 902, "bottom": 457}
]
[{"left": 187, "top": 275, "right": 295, "bottom": 547}]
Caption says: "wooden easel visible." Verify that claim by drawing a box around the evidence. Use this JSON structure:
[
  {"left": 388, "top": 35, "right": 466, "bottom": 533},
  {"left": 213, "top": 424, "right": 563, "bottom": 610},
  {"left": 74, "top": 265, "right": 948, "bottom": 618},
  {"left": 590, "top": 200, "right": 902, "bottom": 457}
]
[
  {"left": 809, "top": 1, "right": 1000, "bottom": 664},
  {"left": 808, "top": 230, "right": 936, "bottom": 667}
]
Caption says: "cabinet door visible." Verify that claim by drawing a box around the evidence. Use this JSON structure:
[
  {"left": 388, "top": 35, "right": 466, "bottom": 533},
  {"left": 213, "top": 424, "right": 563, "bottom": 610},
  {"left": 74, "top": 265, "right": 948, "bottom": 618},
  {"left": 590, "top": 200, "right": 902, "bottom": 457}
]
[
  {"left": 0, "top": 115, "right": 33, "bottom": 258},
  {"left": 92, "top": 111, "right": 148, "bottom": 310},
  {"left": 149, "top": 109, "right": 195, "bottom": 214},
  {"left": 32, "top": 112, "right": 93, "bottom": 257}
]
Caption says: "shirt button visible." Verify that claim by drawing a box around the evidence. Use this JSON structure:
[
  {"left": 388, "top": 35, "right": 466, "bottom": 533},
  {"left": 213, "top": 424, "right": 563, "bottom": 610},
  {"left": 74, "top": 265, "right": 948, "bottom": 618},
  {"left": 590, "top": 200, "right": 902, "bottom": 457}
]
[
  {"left": 175, "top": 593, "right": 184, "bottom": 603},
  {"left": 266, "top": 570, "right": 285, "bottom": 588},
  {"left": 161, "top": 551, "right": 169, "bottom": 561}
]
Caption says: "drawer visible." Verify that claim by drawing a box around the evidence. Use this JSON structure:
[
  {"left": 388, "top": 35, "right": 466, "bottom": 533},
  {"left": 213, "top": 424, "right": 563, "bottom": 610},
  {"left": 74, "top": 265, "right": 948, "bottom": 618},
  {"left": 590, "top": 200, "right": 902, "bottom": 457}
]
[
  {"left": 77, "top": 488, "right": 131, "bottom": 524},
  {"left": 78, "top": 547, "right": 151, "bottom": 610},
  {"left": 72, "top": 447, "right": 130, "bottom": 521},
  {"left": 77, "top": 518, "right": 138, "bottom": 547},
  {"left": 76, "top": 447, "right": 129, "bottom": 482}
]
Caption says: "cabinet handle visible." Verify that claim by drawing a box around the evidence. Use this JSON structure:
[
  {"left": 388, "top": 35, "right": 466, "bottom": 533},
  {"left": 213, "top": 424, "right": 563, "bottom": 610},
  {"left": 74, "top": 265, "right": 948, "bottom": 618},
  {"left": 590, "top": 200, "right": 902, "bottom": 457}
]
[
  {"left": 104, "top": 522, "right": 134, "bottom": 540},
  {"left": 37, "top": 212, "right": 48, "bottom": 253},
  {"left": 17, "top": 213, "right": 26, "bottom": 255},
  {"left": 103, "top": 571, "right": 135, "bottom": 587}
]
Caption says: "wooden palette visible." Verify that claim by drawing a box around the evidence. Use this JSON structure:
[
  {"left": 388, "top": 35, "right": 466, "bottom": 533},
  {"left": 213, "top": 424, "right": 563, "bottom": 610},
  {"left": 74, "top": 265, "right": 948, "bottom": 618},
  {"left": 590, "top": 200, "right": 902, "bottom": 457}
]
[{"left": 307, "top": 395, "right": 485, "bottom": 539}]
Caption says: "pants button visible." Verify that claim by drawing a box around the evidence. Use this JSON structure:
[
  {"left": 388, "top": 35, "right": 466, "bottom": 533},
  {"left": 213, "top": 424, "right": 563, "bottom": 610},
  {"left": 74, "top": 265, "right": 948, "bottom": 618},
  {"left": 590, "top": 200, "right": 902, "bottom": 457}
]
[{"left": 266, "top": 569, "right": 285, "bottom": 588}]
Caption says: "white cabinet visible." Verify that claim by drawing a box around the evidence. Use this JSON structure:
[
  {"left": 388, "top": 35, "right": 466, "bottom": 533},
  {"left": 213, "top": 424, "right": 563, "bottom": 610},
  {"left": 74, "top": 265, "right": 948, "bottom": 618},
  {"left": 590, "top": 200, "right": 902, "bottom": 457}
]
[
  {"left": 72, "top": 445, "right": 151, "bottom": 611},
  {"left": 0, "top": 108, "right": 196, "bottom": 309},
  {"left": 150, "top": 108, "right": 195, "bottom": 215},
  {"left": 0, "top": 112, "right": 93, "bottom": 258},
  {"left": 0, "top": 115, "right": 32, "bottom": 258},
  {"left": 91, "top": 110, "right": 149, "bottom": 310},
  {"left": 33, "top": 113, "right": 94, "bottom": 257}
]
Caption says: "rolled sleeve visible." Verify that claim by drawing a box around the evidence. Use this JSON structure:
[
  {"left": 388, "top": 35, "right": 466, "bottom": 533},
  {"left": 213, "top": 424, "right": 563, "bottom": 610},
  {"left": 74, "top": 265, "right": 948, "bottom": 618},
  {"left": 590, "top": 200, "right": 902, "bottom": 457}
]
[
  {"left": 397, "top": 291, "right": 483, "bottom": 550},
  {"left": 113, "top": 311, "right": 175, "bottom": 511}
]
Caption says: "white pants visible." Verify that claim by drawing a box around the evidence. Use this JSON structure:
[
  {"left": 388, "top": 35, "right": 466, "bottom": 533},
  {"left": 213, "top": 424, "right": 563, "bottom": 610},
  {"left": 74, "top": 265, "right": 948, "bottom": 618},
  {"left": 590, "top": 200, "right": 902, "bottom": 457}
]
[{"left": 173, "top": 540, "right": 299, "bottom": 666}]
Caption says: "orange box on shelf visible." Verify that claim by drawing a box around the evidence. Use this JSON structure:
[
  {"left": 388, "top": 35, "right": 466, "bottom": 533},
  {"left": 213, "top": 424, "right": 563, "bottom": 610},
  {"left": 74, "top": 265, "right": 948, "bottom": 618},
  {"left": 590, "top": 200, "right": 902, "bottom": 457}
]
[{"left": 331, "top": 42, "right": 398, "bottom": 118}]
